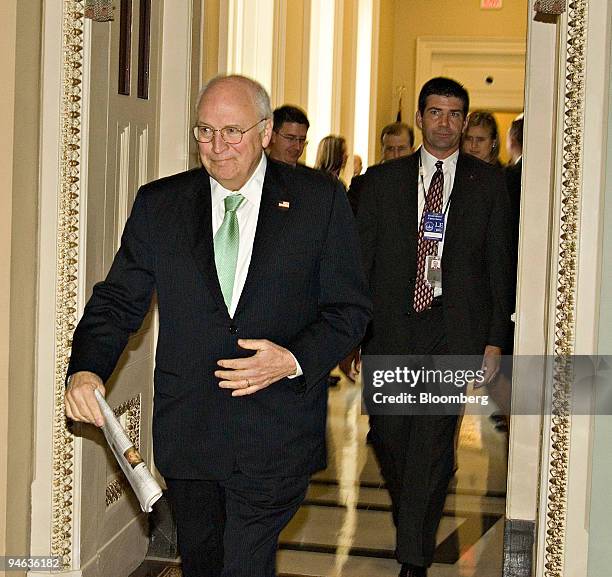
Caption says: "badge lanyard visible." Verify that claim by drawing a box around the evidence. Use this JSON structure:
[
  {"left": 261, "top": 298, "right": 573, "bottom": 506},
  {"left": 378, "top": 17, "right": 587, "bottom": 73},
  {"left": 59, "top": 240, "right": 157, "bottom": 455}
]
[
  {"left": 419, "top": 156, "right": 453, "bottom": 288},
  {"left": 419, "top": 155, "right": 452, "bottom": 218}
]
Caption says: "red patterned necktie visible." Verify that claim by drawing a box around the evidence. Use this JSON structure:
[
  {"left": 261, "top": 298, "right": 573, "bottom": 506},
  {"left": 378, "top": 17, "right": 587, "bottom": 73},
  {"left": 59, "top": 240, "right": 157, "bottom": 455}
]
[{"left": 413, "top": 160, "right": 444, "bottom": 312}]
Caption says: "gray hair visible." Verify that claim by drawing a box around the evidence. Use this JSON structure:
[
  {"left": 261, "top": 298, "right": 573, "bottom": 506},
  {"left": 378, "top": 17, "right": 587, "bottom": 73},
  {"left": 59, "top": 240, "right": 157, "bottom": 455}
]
[{"left": 195, "top": 74, "right": 272, "bottom": 119}]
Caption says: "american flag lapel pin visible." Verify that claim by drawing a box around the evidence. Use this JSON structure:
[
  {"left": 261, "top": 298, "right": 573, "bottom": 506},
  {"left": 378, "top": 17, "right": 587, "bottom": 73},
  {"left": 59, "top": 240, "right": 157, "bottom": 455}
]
[{"left": 278, "top": 200, "right": 290, "bottom": 210}]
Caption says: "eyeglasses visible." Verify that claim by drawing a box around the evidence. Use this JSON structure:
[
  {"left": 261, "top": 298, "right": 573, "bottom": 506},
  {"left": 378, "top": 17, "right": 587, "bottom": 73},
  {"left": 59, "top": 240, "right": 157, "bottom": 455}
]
[
  {"left": 193, "top": 119, "right": 266, "bottom": 144},
  {"left": 274, "top": 130, "right": 308, "bottom": 145}
]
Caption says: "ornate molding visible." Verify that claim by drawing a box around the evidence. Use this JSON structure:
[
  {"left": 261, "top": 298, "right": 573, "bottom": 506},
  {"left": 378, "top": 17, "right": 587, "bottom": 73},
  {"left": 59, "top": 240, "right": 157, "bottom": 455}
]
[
  {"left": 544, "top": 1, "right": 587, "bottom": 576},
  {"left": 113, "top": 394, "right": 142, "bottom": 449},
  {"left": 106, "top": 395, "right": 143, "bottom": 507},
  {"left": 534, "top": 0, "right": 567, "bottom": 16},
  {"left": 106, "top": 478, "right": 129, "bottom": 507},
  {"left": 159, "top": 567, "right": 182, "bottom": 577},
  {"left": 51, "top": 0, "right": 85, "bottom": 567}
]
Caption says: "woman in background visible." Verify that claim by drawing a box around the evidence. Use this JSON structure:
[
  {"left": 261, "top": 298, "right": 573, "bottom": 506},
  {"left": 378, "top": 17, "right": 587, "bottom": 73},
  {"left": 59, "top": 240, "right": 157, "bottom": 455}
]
[
  {"left": 462, "top": 111, "right": 502, "bottom": 166},
  {"left": 315, "top": 134, "right": 349, "bottom": 388},
  {"left": 315, "top": 135, "right": 348, "bottom": 184}
]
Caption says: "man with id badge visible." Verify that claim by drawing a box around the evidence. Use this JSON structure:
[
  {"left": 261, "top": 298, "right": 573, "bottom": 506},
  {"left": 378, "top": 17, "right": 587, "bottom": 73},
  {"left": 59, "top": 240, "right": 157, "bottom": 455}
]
[{"left": 353, "top": 77, "right": 514, "bottom": 577}]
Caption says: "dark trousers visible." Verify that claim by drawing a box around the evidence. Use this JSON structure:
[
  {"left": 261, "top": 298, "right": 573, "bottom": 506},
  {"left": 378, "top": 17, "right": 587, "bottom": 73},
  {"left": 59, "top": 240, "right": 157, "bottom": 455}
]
[
  {"left": 370, "top": 304, "right": 458, "bottom": 568},
  {"left": 166, "top": 471, "right": 309, "bottom": 577}
]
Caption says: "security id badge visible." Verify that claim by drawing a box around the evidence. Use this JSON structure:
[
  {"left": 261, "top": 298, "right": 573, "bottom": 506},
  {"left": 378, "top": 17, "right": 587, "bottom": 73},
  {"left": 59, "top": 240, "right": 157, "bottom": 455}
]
[
  {"left": 422, "top": 211, "right": 445, "bottom": 241},
  {"left": 425, "top": 255, "right": 442, "bottom": 288}
]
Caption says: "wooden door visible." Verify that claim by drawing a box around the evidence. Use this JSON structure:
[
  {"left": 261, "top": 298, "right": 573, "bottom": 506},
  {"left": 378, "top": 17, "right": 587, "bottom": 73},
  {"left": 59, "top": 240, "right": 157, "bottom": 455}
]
[{"left": 80, "top": 2, "right": 161, "bottom": 575}]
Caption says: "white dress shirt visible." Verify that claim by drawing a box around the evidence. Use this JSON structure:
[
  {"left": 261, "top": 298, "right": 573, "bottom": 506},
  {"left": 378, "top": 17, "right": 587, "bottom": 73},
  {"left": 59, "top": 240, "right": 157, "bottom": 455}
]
[
  {"left": 210, "top": 153, "right": 302, "bottom": 376},
  {"left": 211, "top": 154, "right": 266, "bottom": 317},
  {"left": 418, "top": 147, "right": 459, "bottom": 296}
]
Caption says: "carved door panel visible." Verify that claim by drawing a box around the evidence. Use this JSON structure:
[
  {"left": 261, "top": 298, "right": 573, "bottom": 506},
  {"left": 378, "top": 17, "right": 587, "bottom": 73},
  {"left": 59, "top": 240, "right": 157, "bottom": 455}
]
[{"left": 81, "top": 1, "right": 161, "bottom": 575}]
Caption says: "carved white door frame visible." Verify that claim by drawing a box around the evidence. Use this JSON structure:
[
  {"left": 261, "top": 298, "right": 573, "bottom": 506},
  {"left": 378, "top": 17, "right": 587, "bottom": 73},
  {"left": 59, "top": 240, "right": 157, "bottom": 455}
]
[
  {"left": 509, "top": 1, "right": 612, "bottom": 576},
  {"left": 29, "top": 1, "right": 197, "bottom": 575}
]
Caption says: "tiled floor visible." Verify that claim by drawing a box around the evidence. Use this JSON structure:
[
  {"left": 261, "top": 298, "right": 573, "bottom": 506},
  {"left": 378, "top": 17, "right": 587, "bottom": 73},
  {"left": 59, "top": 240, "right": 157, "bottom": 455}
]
[
  {"left": 276, "top": 372, "right": 508, "bottom": 576},
  {"left": 133, "top": 371, "right": 508, "bottom": 577}
]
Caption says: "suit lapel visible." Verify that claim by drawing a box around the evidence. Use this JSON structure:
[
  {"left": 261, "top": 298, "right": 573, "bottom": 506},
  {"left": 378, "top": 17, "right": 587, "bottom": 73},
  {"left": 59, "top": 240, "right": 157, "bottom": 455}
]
[
  {"left": 180, "top": 168, "right": 227, "bottom": 312},
  {"left": 401, "top": 153, "right": 420, "bottom": 252},
  {"left": 444, "top": 153, "right": 472, "bottom": 249},
  {"left": 233, "top": 161, "right": 293, "bottom": 317}
]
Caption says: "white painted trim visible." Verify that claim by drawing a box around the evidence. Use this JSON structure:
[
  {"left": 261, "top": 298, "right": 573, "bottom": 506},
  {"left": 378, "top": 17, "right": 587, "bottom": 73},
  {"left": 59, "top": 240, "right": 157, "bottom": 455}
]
[
  {"left": 117, "top": 124, "right": 131, "bottom": 245},
  {"left": 226, "top": 0, "right": 243, "bottom": 73},
  {"left": 78, "top": 19, "right": 91, "bottom": 320},
  {"left": 197, "top": 0, "right": 205, "bottom": 88},
  {"left": 30, "top": 0, "right": 65, "bottom": 560},
  {"left": 30, "top": 4, "right": 91, "bottom": 570},
  {"left": 342, "top": 0, "right": 358, "bottom": 163},
  {"left": 330, "top": 0, "right": 344, "bottom": 134},
  {"left": 271, "top": 0, "right": 287, "bottom": 106},
  {"left": 300, "top": 0, "right": 311, "bottom": 110},
  {"left": 353, "top": 0, "right": 373, "bottom": 165},
  {"left": 506, "top": 5, "right": 558, "bottom": 526},
  {"left": 138, "top": 125, "right": 149, "bottom": 188},
  {"left": 526, "top": 1, "right": 612, "bottom": 574},
  {"left": 305, "top": 0, "right": 338, "bottom": 166},
  {"left": 223, "top": 0, "right": 274, "bottom": 93},
  {"left": 533, "top": 12, "right": 571, "bottom": 574},
  {"left": 564, "top": 0, "right": 612, "bottom": 574},
  {"left": 368, "top": 0, "right": 380, "bottom": 166},
  {"left": 68, "top": 15, "right": 93, "bottom": 568},
  {"left": 158, "top": 0, "right": 194, "bottom": 176},
  {"left": 575, "top": 0, "right": 611, "bottom": 356}
]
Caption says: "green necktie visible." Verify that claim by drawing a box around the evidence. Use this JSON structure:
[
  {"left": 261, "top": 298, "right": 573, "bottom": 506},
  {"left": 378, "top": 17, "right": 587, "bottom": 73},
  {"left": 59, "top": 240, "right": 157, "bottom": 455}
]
[{"left": 214, "top": 193, "right": 245, "bottom": 310}]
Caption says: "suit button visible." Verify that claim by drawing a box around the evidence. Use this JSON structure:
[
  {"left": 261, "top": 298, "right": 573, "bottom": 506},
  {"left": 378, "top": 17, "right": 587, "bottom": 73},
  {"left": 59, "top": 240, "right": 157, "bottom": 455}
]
[{"left": 229, "top": 325, "right": 238, "bottom": 335}]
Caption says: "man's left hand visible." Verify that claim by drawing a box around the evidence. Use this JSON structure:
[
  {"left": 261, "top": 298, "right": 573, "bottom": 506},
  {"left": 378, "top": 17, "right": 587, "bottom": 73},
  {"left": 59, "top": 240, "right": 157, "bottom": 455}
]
[
  {"left": 477, "top": 345, "right": 502, "bottom": 387},
  {"left": 216, "top": 339, "right": 297, "bottom": 397}
]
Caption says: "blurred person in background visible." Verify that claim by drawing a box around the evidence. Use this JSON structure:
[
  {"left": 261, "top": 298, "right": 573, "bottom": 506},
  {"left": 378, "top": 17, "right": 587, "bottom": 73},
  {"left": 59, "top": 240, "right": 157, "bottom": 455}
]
[
  {"left": 315, "top": 134, "right": 350, "bottom": 387},
  {"left": 266, "top": 105, "right": 309, "bottom": 167},
  {"left": 462, "top": 111, "right": 501, "bottom": 166},
  {"left": 381, "top": 122, "right": 414, "bottom": 162},
  {"left": 315, "top": 135, "right": 348, "bottom": 184},
  {"left": 506, "top": 114, "right": 524, "bottom": 168},
  {"left": 348, "top": 123, "right": 414, "bottom": 215},
  {"left": 353, "top": 154, "right": 363, "bottom": 177}
]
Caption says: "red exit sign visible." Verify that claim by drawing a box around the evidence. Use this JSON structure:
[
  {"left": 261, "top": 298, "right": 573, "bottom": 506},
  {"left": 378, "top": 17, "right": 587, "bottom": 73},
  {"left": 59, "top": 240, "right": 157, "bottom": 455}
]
[{"left": 481, "top": 0, "right": 503, "bottom": 8}]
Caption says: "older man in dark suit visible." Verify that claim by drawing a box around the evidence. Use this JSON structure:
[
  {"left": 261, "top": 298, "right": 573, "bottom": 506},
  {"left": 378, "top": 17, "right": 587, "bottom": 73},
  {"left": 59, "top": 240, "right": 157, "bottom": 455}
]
[
  {"left": 64, "top": 75, "right": 371, "bottom": 577},
  {"left": 353, "top": 77, "right": 513, "bottom": 577}
]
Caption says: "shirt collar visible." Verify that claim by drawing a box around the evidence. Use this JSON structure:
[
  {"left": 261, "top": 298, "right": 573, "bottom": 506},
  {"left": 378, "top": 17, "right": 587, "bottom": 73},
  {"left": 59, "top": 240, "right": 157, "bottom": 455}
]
[
  {"left": 420, "top": 146, "right": 459, "bottom": 176},
  {"left": 210, "top": 153, "right": 267, "bottom": 209}
]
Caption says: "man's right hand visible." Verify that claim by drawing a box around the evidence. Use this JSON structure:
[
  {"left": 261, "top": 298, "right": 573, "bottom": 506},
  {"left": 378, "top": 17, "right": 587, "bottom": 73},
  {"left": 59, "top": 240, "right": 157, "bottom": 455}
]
[{"left": 65, "top": 371, "right": 106, "bottom": 427}]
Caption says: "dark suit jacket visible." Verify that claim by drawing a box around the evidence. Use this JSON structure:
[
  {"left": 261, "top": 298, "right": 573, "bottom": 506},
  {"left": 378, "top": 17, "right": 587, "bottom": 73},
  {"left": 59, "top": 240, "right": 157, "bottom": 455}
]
[
  {"left": 346, "top": 174, "right": 365, "bottom": 215},
  {"left": 504, "top": 158, "right": 522, "bottom": 263},
  {"left": 68, "top": 160, "right": 372, "bottom": 480},
  {"left": 354, "top": 151, "right": 513, "bottom": 356}
]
